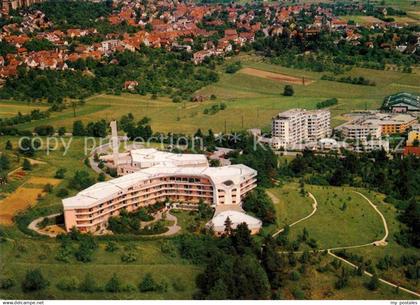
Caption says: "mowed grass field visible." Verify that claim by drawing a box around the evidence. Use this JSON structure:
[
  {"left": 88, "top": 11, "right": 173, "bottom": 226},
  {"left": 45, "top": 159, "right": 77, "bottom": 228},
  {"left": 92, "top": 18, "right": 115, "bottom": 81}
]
[{"left": 1, "top": 53, "right": 419, "bottom": 134}]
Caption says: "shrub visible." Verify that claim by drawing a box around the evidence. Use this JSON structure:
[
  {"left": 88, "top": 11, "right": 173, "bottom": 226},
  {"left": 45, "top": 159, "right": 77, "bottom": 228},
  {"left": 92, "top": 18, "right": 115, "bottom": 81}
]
[
  {"left": 55, "top": 168, "right": 66, "bottom": 179},
  {"left": 21, "top": 269, "right": 49, "bottom": 292},
  {"left": 105, "top": 273, "right": 122, "bottom": 292},
  {"left": 57, "top": 277, "right": 79, "bottom": 291},
  {"left": 79, "top": 273, "right": 97, "bottom": 293},
  {"left": 160, "top": 241, "right": 177, "bottom": 258},
  {"left": 22, "top": 159, "right": 32, "bottom": 171},
  {"left": 0, "top": 278, "right": 15, "bottom": 290},
  {"left": 138, "top": 273, "right": 159, "bottom": 292},
  {"left": 43, "top": 183, "right": 54, "bottom": 193},
  {"left": 121, "top": 252, "right": 137, "bottom": 263},
  {"left": 283, "top": 85, "right": 294, "bottom": 96},
  {"left": 56, "top": 188, "right": 69, "bottom": 198},
  {"left": 105, "top": 241, "right": 119, "bottom": 252},
  {"left": 171, "top": 277, "right": 186, "bottom": 292},
  {"left": 292, "top": 288, "right": 305, "bottom": 300},
  {"left": 289, "top": 270, "right": 301, "bottom": 281}
]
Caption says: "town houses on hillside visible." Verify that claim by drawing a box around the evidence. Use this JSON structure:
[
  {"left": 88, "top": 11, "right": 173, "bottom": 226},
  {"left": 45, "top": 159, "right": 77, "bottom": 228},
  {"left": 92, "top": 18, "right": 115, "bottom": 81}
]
[{"left": 0, "top": 0, "right": 418, "bottom": 79}]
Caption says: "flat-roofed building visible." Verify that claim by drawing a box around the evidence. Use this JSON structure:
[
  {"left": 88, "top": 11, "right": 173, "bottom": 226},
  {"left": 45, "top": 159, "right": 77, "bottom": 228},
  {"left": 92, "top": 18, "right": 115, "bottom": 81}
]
[
  {"left": 272, "top": 109, "right": 331, "bottom": 145},
  {"left": 341, "top": 113, "right": 417, "bottom": 140},
  {"left": 342, "top": 122, "right": 382, "bottom": 140},
  {"left": 307, "top": 109, "right": 331, "bottom": 140},
  {"left": 407, "top": 124, "right": 420, "bottom": 146},
  {"left": 63, "top": 164, "right": 257, "bottom": 233},
  {"left": 100, "top": 148, "right": 209, "bottom": 175}
]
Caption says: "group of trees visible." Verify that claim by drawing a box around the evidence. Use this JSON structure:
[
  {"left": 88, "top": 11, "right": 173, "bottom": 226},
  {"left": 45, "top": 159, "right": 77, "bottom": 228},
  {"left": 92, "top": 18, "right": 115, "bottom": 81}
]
[
  {"left": 316, "top": 98, "right": 338, "bottom": 109},
  {"left": 72, "top": 120, "right": 108, "bottom": 138},
  {"left": 0, "top": 109, "right": 50, "bottom": 128},
  {"left": 321, "top": 75, "right": 376, "bottom": 86},
  {"left": 203, "top": 103, "right": 227, "bottom": 115},
  {"left": 0, "top": 48, "right": 219, "bottom": 102},
  {"left": 119, "top": 114, "right": 153, "bottom": 141}
]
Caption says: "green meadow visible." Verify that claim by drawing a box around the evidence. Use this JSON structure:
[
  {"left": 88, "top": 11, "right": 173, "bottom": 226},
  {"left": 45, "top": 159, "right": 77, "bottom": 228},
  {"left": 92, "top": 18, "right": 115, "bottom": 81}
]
[{"left": 2, "top": 53, "right": 419, "bottom": 134}]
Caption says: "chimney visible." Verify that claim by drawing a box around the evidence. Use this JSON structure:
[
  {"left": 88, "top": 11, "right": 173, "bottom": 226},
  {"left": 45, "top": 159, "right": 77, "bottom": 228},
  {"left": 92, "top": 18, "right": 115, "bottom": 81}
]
[{"left": 110, "top": 121, "right": 119, "bottom": 168}]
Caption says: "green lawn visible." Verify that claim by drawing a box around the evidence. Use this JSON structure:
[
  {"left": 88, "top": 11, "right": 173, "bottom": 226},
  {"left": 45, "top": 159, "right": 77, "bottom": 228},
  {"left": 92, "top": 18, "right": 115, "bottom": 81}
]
[
  {"left": 0, "top": 238, "right": 200, "bottom": 300},
  {"left": 0, "top": 100, "right": 49, "bottom": 118},
  {"left": 267, "top": 182, "right": 314, "bottom": 230},
  {"left": 2, "top": 53, "right": 419, "bottom": 134},
  {"left": 338, "top": 189, "right": 420, "bottom": 292},
  {"left": 285, "top": 184, "right": 385, "bottom": 249}
]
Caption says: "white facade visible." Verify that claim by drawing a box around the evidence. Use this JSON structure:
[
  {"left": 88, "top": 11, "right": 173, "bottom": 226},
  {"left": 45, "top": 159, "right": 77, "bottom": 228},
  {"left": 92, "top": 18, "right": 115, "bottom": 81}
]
[
  {"left": 271, "top": 108, "right": 331, "bottom": 146},
  {"left": 341, "top": 123, "right": 382, "bottom": 141}
]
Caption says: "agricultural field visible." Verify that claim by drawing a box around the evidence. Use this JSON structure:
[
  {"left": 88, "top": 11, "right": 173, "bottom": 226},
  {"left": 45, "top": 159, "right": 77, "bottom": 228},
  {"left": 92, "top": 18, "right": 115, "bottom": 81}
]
[
  {"left": 1, "top": 53, "right": 419, "bottom": 134},
  {"left": 0, "top": 101, "right": 49, "bottom": 118}
]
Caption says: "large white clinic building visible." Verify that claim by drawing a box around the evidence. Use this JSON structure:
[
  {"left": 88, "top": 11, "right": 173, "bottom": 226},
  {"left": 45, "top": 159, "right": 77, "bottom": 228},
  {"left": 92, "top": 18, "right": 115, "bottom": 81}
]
[{"left": 63, "top": 150, "right": 257, "bottom": 233}]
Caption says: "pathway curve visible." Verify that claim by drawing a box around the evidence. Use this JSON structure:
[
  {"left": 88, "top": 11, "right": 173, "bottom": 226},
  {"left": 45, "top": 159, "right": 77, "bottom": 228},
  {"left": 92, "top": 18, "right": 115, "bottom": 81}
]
[
  {"left": 28, "top": 213, "right": 62, "bottom": 238},
  {"left": 272, "top": 192, "right": 318, "bottom": 238},
  {"left": 141, "top": 210, "right": 181, "bottom": 237},
  {"left": 272, "top": 189, "right": 419, "bottom": 298}
]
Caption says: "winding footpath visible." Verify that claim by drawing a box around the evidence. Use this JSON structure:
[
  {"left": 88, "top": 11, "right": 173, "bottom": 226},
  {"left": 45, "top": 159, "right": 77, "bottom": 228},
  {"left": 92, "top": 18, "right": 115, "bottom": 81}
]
[
  {"left": 270, "top": 189, "right": 420, "bottom": 298},
  {"left": 272, "top": 192, "right": 318, "bottom": 238}
]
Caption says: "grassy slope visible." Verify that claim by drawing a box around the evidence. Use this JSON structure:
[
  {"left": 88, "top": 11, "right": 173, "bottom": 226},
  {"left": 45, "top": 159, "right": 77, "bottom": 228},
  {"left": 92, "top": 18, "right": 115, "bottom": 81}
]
[
  {"left": 267, "top": 182, "right": 314, "bottom": 229},
  {"left": 0, "top": 136, "right": 201, "bottom": 299},
  {"left": 281, "top": 184, "right": 385, "bottom": 249},
  {"left": 340, "top": 189, "right": 420, "bottom": 292},
  {"left": 1, "top": 54, "right": 419, "bottom": 134}
]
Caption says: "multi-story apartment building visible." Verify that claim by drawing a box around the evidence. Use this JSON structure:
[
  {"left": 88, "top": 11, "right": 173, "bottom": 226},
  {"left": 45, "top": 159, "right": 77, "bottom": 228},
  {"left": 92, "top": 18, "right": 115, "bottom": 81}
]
[
  {"left": 272, "top": 109, "right": 308, "bottom": 145},
  {"left": 63, "top": 164, "right": 257, "bottom": 233},
  {"left": 307, "top": 110, "right": 331, "bottom": 140},
  {"left": 271, "top": 108, "right": 331, "bottom": 146}
]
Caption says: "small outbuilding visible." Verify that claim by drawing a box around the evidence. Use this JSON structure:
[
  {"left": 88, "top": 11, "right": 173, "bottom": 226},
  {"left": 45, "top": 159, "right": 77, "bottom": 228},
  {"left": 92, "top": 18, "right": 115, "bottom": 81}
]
[{"left": 206, "top": 210, "right": 262, "bottom": 236}]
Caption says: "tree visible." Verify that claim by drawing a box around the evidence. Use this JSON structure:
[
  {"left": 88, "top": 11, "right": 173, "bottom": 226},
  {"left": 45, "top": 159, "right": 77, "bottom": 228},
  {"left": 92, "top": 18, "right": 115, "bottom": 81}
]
[
  {"left": 58, "top": 127, "right": 66, "bottom": 136},
  {"left": 105, "top": 273, "right": 122, "bottom": 292},
  {"left": 366, "top": 273, "right": 380, "bottom": 290},
  {"left": 72, "top": 120, "right": 86, "bottom": 136},
  {"left": 283, "top": 85, "right": 294, "bottom": 96},
  {"left": 69, "top": 170, "right": 94, "bottom": 190},
  {"left": 232, "top": 223, "right": 253, "bottom": 255},
  {"left": 22, "top": 159, "right": 32, "bottom": 171},
  {"left": 55, "top": 168, "right": 67, "bottom": 179},
  {"left": 224, "top": 216, "right": 233, "bottom": 236},
  {"left": 139, "top": 273, "right": 159, "bottom": 292},
  {"left": 5, "top": 140, "right": 12, "bottom": 150},
  {"left": 21, "top": 269, "right": 49, "bottom": 292},
  {"left": 79, "top": 273, "right": 97, "bottom": 293}
]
